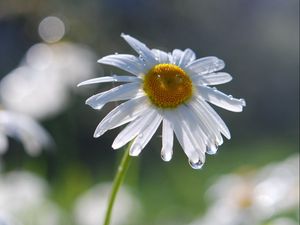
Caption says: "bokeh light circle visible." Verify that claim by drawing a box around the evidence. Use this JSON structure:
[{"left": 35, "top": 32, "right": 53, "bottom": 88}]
[{"left": 38, "top": 16, "right": 65, "bottom": 43}]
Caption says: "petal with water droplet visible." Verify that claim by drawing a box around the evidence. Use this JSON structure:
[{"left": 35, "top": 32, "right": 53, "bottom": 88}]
[
  {"left": 197, "top": 85, "right": 245, "bottom": 112},
  {"left": 192, "top": 72, "right": 232, "bottom": 86},
  {"left": 189, "top": 159, "right": 204, "bottom": 169},
  {"left": 206, "top": 143, "right": 219, "bottom": 155},
  {"left": 178, "top": 48, "right": 196, "bottom": 67},
  {"left": 161, "top": 118, "right": 174, "bottom": 162},
  {"left": 188, "top": 100, "right": 223, "bottom": 147},
  {"left": 121, "top": 34, "right": 157, "bottom": 69},
  {"left": 93, "top": 96, "right": 149, "bottom": 138},
  {"left": 86, "top": 82, "right": 141, "bottom": 110},
  {"left": 171, "top": 49, "right": 184, "bottom": 65},
  {"left": 165, "top": 108, "right": 205, "bottom": 164},
  {"left": 98, "top": 54, "right": 146, "bottom": 76},
  {"left": 130, "top": 112, "right": 162, "bottom": 156},
  {"left": 195, "top": 97, "right": 231, "bottom": 139},
  {"left": 112, "top": 109, "right": 157, "bottom": 149},
  {"left": 151, "top": 49, "right": 170, "bottom": 64},
  {"left": 186, "top": 57, "right": 225, "bottom": 75},
  {"left": 77, "top": 75, "right": 141, "bottom": 86}
]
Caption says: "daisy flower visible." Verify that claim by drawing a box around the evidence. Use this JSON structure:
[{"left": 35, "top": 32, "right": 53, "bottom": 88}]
[{"left": 79, "top": 34, "right": 245, "bottom": 169}]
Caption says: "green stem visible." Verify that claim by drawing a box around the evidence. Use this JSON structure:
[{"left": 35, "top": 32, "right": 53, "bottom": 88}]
[{"left": 103, "top": 143, "right": 132, "bottom": 225}]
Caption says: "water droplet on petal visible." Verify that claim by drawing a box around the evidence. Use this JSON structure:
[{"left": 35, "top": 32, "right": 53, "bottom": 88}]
[
  {"left": 189, "top": 159, "right": 204, "bottom": 169},
  {"left": 228, "top": 95, "right": 233, "bottom": 99},
  {"left": 139, "top": 55, "right": 145, "bottom": 62},
  {"left": 112, "top": 75, "right": 117, "bottom": 81},
  {"left": 161, "top": 149, "right": 172, "bottom": 162},
  {"left": 206, "top": 144, "right": 218, "bottom": 155},
  {"left": 130, "top": 143, "right": 142, "bottom": 156},
  {"left": 240, "top": 98, "right": 246, "bottom": 106},
  {"left": 212, "top": 87, "right": 217, "bottom": 91},
  {"left": 216, "top": 136, "right": 223, "bottom": 146},
  {"left": 114, "top": 52, "right": 118, "bottom": 55}
]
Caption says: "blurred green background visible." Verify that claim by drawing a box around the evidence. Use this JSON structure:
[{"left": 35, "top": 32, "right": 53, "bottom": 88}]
[{"left": 0, "top": 0, "right": 298, "bottom": 225}]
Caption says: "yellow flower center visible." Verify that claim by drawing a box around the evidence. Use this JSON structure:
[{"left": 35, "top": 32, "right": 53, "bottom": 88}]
[{"left": 143, "top": 64, "right": 193, "bottom": 108}]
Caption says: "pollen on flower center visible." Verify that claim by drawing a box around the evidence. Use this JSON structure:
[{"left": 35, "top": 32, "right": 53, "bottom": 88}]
[{"left": 143, "top": 64, "right": 193, "bottom": 108}]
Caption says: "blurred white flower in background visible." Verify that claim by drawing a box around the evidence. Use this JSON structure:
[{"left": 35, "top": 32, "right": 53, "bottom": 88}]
[
  {"left": 0, "top": 110, "right": 52, "bottom": 156},
  {"left": 0, "top": 16, "right": 98, "bottom": 222},
  {"left": 267, "top": 218, "right": 299, "bottom": 225},
  {"left": 0, "top": 211, "right": 23, "bottom": 225},
  {"left": 0, "top": 16, "right": 98, "bottom": 158},
  {"left": 0, "top": 171, "right": 67, "bottom": 225},
  {"left": 73, "top": 183, "right": 141, "bottom": 225},
  {"left": 0, "top": 16, "right": 98, "bottom": 120},
  {"left": 0, "top": 42, "right": 97, "bottom": 120},
  {"left": 189, "top": 155, "right": 299, "bottom": 225}
]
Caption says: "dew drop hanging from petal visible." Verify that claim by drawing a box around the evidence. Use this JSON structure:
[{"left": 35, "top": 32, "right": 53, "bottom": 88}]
[
  {"left": 189, "top": 159, "right": 204, "bottom": 169},
  {"left": 161, "top": 150, "right": 172, "bottom": 162}
]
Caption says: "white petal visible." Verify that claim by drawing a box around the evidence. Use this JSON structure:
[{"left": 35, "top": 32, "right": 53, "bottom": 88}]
[
  {"left": 197, "top": 85, "right": 246, "bottom": 112},
  {"left": 112, "top": 108, "right": 156, "bottom": 149},
  {"left": 93, "top": 96, "right": 149, "bottom": 137},
  {"left": 195, "top": 96, "right": 231, "bottom": 139},
  {"left": 78, "top": 75, "right": 141, "bottom": 86},
  {"left": 130, "top": 112, "right": 162, "bottom": 156},
  {"left": 98, "top": 54, "right": 145, "bottom": 76},
  {"left": 172, "top": 49, "right": 183, "bottom": 65},
  {"left": 178, "top": 48, "right": 196, "bottom": 67},
  {"left": 192, "top": 72, "right": 232, "bottom": 85},
  {"left": 121, "top": 34, "right": 157, "bottom": 68},
  {"left": 188, "top": 100, "right": 223, "bottom": 147},
  {"left": 86, "top": 82, "right": 141, "bottom": 110},
  {"left": 151, "top": 49, "right": 170, "bottom": 63},
  {"left": 179, "top": 106, "right": 207, "bottom": 156},
  {"left": 186, "top": 57, "right": 225, "bottom": 75},
  {"left": 206, "top": 142, "right": 219, "bottom": 155},
  {"left": 161, "top": 118, "right": 174, "bottom": 161},
  {"left": 170, "top": 120, "right": 199, "bottom": 162},
  {"left": 166, "top": 108, "right": 205, "bottom": 164}
]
